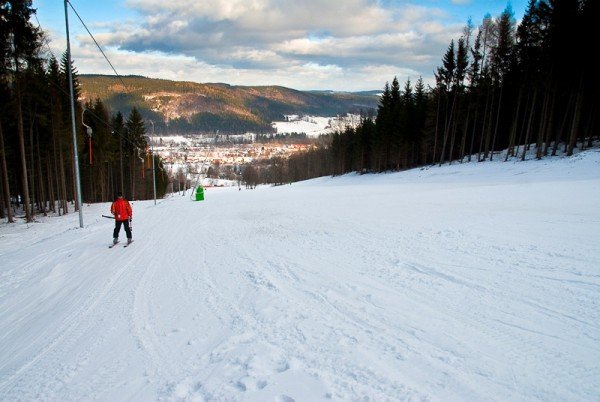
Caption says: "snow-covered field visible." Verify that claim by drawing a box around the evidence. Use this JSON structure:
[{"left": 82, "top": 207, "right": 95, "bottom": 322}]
[
  {"left": 272, "top": 115, "right": 360, "bottom": 137},
  {"left": 1, "top": 149, "right": 599, "bottom": 401}
]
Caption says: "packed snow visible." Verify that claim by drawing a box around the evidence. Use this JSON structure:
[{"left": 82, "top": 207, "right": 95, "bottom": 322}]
[{"left": 1, "top": 149, "right": 599, "bottom": 401}]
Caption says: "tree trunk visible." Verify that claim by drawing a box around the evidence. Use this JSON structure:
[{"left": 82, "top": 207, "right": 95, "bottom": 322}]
[
  {"left": 585, "top": 98, "right": 595, "bottom": 147},
  {"left": 514, "top": 90, "right": 532, "bottom": 158},
  {"left": 432, "top": 93, "right": 441, "bottom": 164},
  {"left": 521, "top": 90, "right": 538, "bottom": 161},
  {"left": 490, "top": 85, "right": 503, "bottom": 161},
  {"left": 0, "top": 169, "right": 5, "bottom": 219},
  {"left": 35, "top": 128, "right": 47, "bottom": 215},
  {"left": 459, "top": 95, "right": 472, "bottom": 163},
  {"left": 47, "top": 157, "right": 56, "bottom": 214},
  {"left": 483, "top": 87, "right": 496, "bottom": 161},
  {"left": 468, "top": 93, "right": 481, "bottom": 162},
  {"left": 536, "top": 89, "right": 551, "bottom": 159},
  {"left": 567, "top": 84, "right": 584, "bottom": 156},
  {"left": 14, "top": 65, "right": 33, "bottom": 222},
  {"left": 478, "top": 89, "right": 492, "bottom": 162},
  {"left": 0, "top": 121, "right": 15, "bottom": 223},
  {"left": 542, "top": 91, "right": 556, "bottom": 156},
  {"left": 448, "top": 92, "right": 462, "bottom": 165},
  {"left": 29, "top": 110, "right": 36, "bottom": 214},
  {"left": 59, "top": 129, "right": 68, "bottom": 214},
  {"left": 448, "top": 109, "right": 459, "bottom": 164},
  {"left": 552, "top": 91, "right": 573, "bottom": 156},
  {"left": 439, "top": 91, "right": 457, "bottom": 166},
  {"left": 505, "top": 87, "right": 523, "bottom": 161},
  {"left": 130, "top": 158, "right": 135, "bottom": 200}
]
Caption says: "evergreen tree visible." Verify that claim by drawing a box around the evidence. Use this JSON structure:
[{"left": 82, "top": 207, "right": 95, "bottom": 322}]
[
  {"left": 46, "top": 56, "right": 71, "bottom": 214},
  {"left": 469, "top": 29, "right": 483, "bottom": 87},
  {"left": 374, "top": 82, "right": 392, "bottom": 171},
  {"left": 413, "top": 77, "right": 427, "bottom": 165},
  {"left": 437, "top": 40, "right": 456, "bottom": 92},
  {"left": 4, "top": 0, "right": 43, "bottom": 222},
  {"left": 125, "top": 107, "right": 146, "bottom": 199},
  {"left": 455, "top": 38, "right": 469, "bottom": 89},
  {"left": 390, "top": 76, "right": 402, "bottom": 169},
  {"left": 490, "top": 5, "right": 516, "bottom": 83}
]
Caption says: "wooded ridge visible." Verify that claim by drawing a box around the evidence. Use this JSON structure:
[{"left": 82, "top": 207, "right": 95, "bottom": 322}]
[{"left": 79, "top": 75, "right": 380, "bottom": 134}]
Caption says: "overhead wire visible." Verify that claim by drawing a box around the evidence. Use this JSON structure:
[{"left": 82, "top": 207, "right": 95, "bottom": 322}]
[
  {"left": 65, "top": 0, "right": 131, "bottom": 94},
  {"left": 32, "top": 5, "right": 145, "bottom": 150}
]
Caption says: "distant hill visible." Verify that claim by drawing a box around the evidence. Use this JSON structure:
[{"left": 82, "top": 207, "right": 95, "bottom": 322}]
[{"left": 78, "top": 75, "right": 379, "bottom": 135}]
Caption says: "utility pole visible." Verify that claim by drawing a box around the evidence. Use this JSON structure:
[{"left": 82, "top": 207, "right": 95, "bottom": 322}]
[
  {"left": 64, "top": 0, "right": 84, "bottom": 228},
  {"left": 120, "top": 129, "right": 124, "bottom": 195},
  {"left": 148, "top": 121, "right": 156, "bottom": 205}
]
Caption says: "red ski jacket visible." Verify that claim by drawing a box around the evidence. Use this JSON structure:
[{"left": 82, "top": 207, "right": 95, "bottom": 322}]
[{"left": 111, "top": 198, "right": 132, "bottom": 221}]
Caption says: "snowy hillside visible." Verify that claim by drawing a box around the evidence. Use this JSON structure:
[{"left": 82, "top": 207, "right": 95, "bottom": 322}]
[
  {"left": 1, "top": 149, "right": 599, "bottom": 401},
  {"left": 272, "top": 114, "right": 361, "bottom": 137}
]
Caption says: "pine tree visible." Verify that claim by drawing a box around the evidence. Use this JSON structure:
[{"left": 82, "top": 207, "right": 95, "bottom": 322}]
[
  {"left": 438, "top": 40, "right": 456, "bottom": 92},
  {"left": 469, "top": 29, "right": 483, "bottom": 87},
  {"left": 438, "top": 40, "right": 459, "bottom": 165},
  {"left": 447, "top": 37, "right": 469, "bottom": 164},
  {"left": 374, "top": 82, "right": 392, "bottom": 171},
  {"left": 4, "top": 0, "right": 43, "bottom": 222},
  {"left": 413, "top": 77, "right": 427, "bottom": 165},
  {"left": 125, "top": 107, "right": 147, "bottom": 199},
  {"left": 399, "top": 79, "right": 414, "bottom": 168},
  {"left": 490, "top": 6, "right": 516, "bottom": 83},
  {"left": 390, "top": 77, "right": 402, "bottom": 169},
  {"left": 47, "top": 56, "right": 70, "bottom": 215},
  {"left": 0, "top": 2, "right": 14, "bottom": 222}
]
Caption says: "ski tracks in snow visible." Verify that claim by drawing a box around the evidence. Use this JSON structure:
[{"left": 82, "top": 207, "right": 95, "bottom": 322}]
[
  {"left": 1, "top": 153, "right": 599, "bottom": 401},
  {"left": 169, "top": 208, "right": 428, "bottom": 401},
  {"left": 155, "top": 209, "right": 320, "bottom": 401},
  {"left": 0, "top": 228, "right": 148, "bottom": 398}
]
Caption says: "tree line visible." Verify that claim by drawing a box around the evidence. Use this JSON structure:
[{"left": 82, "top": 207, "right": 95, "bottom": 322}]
[
  {"left": 257, "top": 0, "right": 597, "bottom": 183},
  {"left": 0, "top": 0, "right": 168, "bottom": 223}
]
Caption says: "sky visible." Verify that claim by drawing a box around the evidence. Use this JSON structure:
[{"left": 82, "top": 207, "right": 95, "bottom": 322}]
[{"left": 34, "top": 0, "right": 527, "bottom": 91}]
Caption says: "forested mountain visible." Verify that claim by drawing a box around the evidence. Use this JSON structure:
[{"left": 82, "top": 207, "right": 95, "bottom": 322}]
[{"left": 78, "top": 75, "right": 379, "bottom": 134}]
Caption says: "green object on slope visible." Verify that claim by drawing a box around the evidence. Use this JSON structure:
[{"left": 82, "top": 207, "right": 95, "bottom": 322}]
[{"left": 195, "top": 186, "right": 205, "bottom": 201}]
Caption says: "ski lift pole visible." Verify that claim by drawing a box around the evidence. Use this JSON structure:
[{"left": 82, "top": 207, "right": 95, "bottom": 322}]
[
  {"left": 190, "top": 134, "right": 216, "bottom": 200},
  {"left": 145, "top": 120, "right": 157, "bottom": 205},
  {"left": 65, "top": 0, "right": 84, "bottom": 228}
]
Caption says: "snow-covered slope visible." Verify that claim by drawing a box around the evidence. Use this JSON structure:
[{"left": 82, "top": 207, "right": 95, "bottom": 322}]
[{"left": 1, "top": 150, "right": 599, "bottom": 401}]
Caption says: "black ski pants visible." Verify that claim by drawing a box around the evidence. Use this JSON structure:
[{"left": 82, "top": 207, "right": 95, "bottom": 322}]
[{"left": 113, "top": 219, "right": 132, "bottom": 239}]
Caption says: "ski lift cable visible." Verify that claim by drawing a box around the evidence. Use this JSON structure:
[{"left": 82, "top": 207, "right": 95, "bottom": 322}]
[
  {"left": 66, "top": 0, "right": 132, "bottom": 94},
  {"left": 34, "top": 14, "right": 109, "bottom": 130},
  {"left": 33, "top": 12, "right": 142, "bottom": 150},
  {"left": 66, "top": 1, "right": 148, "bottom": 149}
]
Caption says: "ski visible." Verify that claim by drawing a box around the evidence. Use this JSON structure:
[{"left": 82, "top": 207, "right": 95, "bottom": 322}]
[
  {"left": 109, "top": 241, "right": 120, "bottom": 248},
  {"left": 124, "top": 240, "right": 134, "bottom": 248}
]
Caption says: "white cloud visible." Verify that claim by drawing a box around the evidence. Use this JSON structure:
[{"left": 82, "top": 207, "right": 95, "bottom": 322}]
[{"left": 64, "top": 0, "right": 466, "bottom": 91}]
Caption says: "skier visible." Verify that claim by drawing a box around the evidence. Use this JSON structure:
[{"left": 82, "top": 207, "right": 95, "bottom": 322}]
[{"left": 110, "top": 192, "right": 133, "bottom": 245}]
